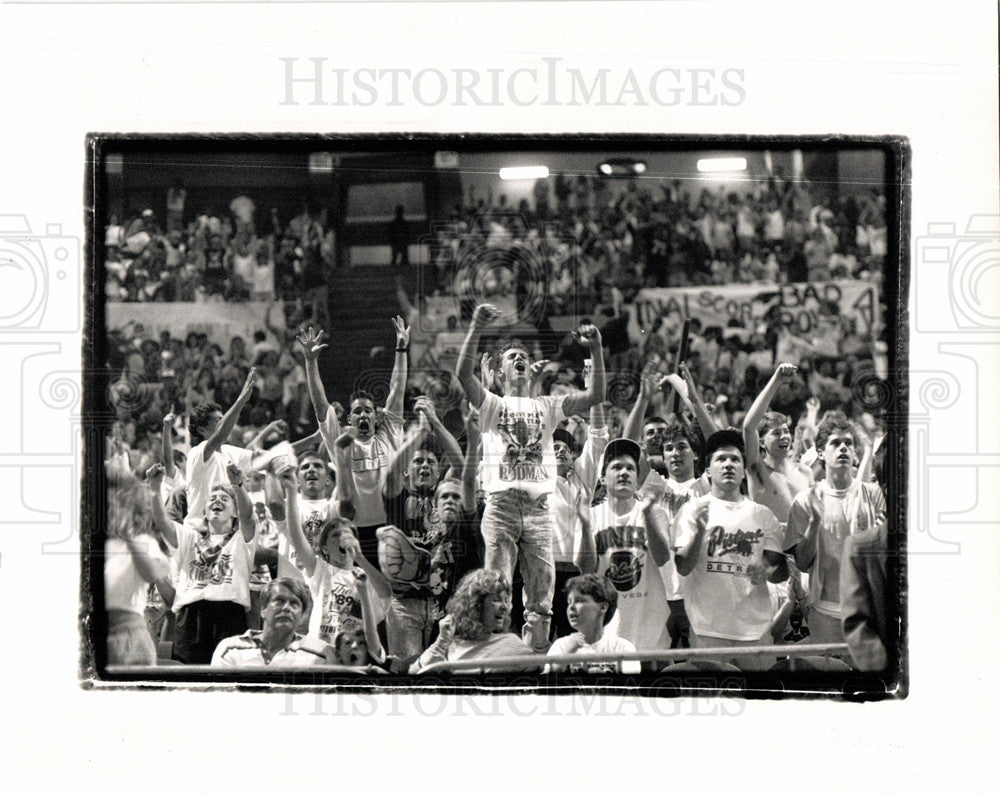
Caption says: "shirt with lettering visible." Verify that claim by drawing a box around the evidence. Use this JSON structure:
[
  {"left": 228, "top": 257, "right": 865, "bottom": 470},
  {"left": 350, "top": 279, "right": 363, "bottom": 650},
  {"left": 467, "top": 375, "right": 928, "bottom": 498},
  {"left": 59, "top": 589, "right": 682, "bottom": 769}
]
[
  {"left": 674, "top": 494, "right": 782, "bottom": 641},
  {"left": 478, "top": 392, "right": 566, "bottom": 499}
]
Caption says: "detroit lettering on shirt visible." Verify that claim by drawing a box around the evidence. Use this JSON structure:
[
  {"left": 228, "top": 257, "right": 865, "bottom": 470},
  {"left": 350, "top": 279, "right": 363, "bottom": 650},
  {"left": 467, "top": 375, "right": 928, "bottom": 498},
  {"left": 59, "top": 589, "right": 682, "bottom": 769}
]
[
  {"left": 675, "top": 494, "right": 782, "bottom": 641},
  {"left": 478, "top": 392, "right": 566, "bottom": 498}
]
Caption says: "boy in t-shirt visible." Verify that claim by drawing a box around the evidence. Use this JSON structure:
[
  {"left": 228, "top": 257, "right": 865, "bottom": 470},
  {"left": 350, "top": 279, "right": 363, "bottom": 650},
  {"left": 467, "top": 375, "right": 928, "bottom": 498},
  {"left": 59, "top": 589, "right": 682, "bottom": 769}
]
[
  {"left": 674, "top": 429, "right": 788, "bottom": 670},
  {"left": 784, "top": 411, "right": 886, "bottom": 645},
  {"left": 547, "top": 573, "right": 640, "bottom": 674},
  {"left": 576, "top": 438, "right": 672, "bottom": 652},
  {"left": 454, "top": 303, "right": 606, "bottom": 651}
]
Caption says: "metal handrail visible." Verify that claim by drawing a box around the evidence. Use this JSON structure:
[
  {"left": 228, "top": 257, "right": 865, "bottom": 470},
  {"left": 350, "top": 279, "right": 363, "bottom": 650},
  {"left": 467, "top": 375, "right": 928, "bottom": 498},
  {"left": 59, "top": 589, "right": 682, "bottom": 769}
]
[
  {"left": 102, "top": 643, "right": 850, "bottom": 679},
  {"left": 416, "top": 642, "right": 851, "bottom": 675}
]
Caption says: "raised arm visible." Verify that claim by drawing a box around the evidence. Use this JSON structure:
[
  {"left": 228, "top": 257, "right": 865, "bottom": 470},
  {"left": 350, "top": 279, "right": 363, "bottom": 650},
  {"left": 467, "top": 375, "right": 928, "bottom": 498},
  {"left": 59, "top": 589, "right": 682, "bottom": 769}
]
[
  {"left": 145, "top": 463, "right": 179, "bottom": 549},
  {"left": 561, "top": 324, "right": 606, "bottom": 417},
  {"left": 383, "top": 409, "right": 431, "bottom": 499},
  {"left": 623, "top": 367, "right": 662, "bottom": 443},
  {"left": 331, "top": 427, "right": 359, "bottom": 520},
  {"left": 351, "top": 567, "right": 386, "bottom": 664},
  {"left": 280, "top": 470, "right": 316, "bottom": 576},
  {"left": 245, "top": 419, "right": 288, "bottom": 452},
  {"left": 203, "top": 367, "right": 257, "bottom": 461},
  {"left": 742, "top": 363, "right": 797, "bottom": 471},
  {"left": 853, "top": 422, "right": 875, "bottom": 486},
  {"left": 121, "top": 528, "right": 170, "bottom": 586},
  {"left": 455, "top": 303, "right": 501, "bottom": 409},
  {"left": 460, "top": 407, "right": 481, "bottom": 513},
  {"left": 678, "top": 362, "right": 720, "bottom": 438},
  {"left": 414, "top": 396, "right": 463, "bottom": 477},
  {"left": 384, "top": 315, "right": 410, "bottom": 418},
  {"left": 573, "top": 496, "right": 598, "bottom": 574},
  {"left": 225, "top": 464, "right": 256, "bottom": 542},
  {"left": 296, "top": 326, "right": 331, "bottom": 423},
  {"left": 161, "top": 408, "right": 177, "bottom": 479}
]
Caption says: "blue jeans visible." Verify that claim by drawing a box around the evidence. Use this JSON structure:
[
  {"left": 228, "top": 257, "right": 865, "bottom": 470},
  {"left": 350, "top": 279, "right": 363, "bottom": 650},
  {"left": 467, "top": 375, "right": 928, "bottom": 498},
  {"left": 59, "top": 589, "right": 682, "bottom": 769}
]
[
  {"left": 387, "top": 595, "right": 438, "bottom": 663},
  {"left": 482, "top": 490, "right": 555, "bottom": 651}
]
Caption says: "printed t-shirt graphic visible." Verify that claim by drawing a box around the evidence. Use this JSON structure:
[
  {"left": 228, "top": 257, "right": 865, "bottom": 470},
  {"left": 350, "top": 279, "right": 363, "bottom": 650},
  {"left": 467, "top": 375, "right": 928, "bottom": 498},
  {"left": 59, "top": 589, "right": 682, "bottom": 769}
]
[
  {"left": 589, "top": 500, "right": 670, "bottom": 650},
  {"left": 674, "top": 494, "right": 783, "bottom": 641},
  {"left": 307, "top": 559, "right": 389, "bottom": 645},
  {"left": 277, "top": 495, "right": 334, "bottom": 581},
  {"left": 171, "top": 525, "right": 256, "bottom": 612},
  {"left": 478, "top": 392, "right": 566, "bottom": 498}
]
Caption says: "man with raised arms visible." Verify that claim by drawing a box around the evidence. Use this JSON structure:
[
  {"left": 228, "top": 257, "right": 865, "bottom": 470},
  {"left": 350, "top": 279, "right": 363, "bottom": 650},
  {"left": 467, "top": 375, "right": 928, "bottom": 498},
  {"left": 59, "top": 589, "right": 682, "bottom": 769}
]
[{"left": 454, "top": 303, "right": 606, "bottom": 651}]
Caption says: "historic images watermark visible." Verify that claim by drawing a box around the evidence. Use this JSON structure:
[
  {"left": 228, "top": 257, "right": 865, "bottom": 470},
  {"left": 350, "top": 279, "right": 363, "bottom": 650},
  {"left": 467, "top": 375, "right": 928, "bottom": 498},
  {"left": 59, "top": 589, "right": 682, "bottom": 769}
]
[{"left": 279, "top": 58, "right": 746, "bottom": 108}]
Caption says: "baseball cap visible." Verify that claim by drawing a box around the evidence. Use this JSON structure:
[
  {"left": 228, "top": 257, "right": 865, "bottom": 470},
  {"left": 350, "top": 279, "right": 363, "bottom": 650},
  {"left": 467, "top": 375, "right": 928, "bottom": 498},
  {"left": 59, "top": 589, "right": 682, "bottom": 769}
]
[
  {"left": 703, "top": 428, "right": 745, "bottom": 462},
  {"left": 552, "top": 428, "right": 576, "bottom": 450},
  {"left": 599, "top": 437, "right": 643, "bottom": 474}
]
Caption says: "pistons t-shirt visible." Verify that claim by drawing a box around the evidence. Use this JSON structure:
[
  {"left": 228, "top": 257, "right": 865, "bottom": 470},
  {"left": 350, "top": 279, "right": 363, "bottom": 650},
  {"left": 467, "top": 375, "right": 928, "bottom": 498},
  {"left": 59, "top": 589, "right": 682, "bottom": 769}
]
[
  {"left": 478, "top": 392, "right": 566, "bottom": 498},
  {"left": 674, "top": 494, "right": 783, "bottom": 641},
  {"left": 589, "top": 500, "right": 670, "bottom": 651}
]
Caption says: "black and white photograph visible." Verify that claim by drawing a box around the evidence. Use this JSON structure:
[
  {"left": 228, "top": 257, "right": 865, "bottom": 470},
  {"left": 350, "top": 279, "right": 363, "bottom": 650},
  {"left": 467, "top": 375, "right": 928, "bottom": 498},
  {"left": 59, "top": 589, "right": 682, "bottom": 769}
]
[
  {"left": 87, "top": 136, "right": 905, "bottom": 694},
  {"left": 1, "top": 1, "right": 997, "bottom": 792}
]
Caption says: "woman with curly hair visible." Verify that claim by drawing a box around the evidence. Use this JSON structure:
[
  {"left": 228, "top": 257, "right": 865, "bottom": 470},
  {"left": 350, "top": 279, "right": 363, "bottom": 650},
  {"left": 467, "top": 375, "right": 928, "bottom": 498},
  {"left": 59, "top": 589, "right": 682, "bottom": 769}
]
[
  {"left": 105, "top": 466, "right": 171, "bottom": 666},
  {"left": 409, "top": 569, "right": 539, "bottom": 674}
]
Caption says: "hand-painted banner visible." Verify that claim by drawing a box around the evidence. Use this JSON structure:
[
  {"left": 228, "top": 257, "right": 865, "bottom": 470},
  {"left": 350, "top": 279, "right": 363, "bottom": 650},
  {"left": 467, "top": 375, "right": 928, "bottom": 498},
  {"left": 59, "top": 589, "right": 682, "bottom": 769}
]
[{"left": 632, "top": 280, "right": 879, "bottom": 348}]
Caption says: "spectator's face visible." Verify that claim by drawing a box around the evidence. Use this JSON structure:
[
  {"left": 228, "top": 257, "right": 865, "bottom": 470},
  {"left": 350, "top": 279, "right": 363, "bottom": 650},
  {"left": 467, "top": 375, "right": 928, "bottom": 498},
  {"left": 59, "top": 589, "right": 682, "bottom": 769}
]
[
  {"left": 663, "top": 437, "right": 695, "bottom": 478},
  {"left": 480, "top": 588, "right": 511, "bottom": 635},
  {"left": 822, "top": 429, "right": 856, "bottom": 475},
  {"left": 261, "top": 584, "right": 305, "bottom": 634},
  {"left": 324, "top": 531, "right": 351, "bottom": 568},
  {"left": 407, "top": 450, "right": 440, "bottom": 492},
  {"left": 298, "top": 457, "right": 331, "bottom": 499},
  {"left": 642, "top": 422, "right": 669, "bottom": 456},
  {"left": 435, "top": 485, "right": 463, "bottom": 524},
  {"left": 349, "top": 398, "right": 376, "bottom": 437},
  {"left": 553, "top": 440, "right": 576, "bottom": 474},
  {"left": 336, "top": 630, "right": 369, "bottom": 666},
  {"left": 205, "top": 488, "right": 237, "bottom": 526},
  {"left": 604, "top": 456, "right": 638, "bottom": 497},
  {"left": 499, "top": 348, "right": 530, "bottom": 389},
  {"left": 708, "top": 446, "right": 744, "bottom": 492},
  {"left": 566, "top": 590, "right": 606, "bottom": 635},
  {"left": 762, "top": 423, "right": 792, "bottom": 460}
]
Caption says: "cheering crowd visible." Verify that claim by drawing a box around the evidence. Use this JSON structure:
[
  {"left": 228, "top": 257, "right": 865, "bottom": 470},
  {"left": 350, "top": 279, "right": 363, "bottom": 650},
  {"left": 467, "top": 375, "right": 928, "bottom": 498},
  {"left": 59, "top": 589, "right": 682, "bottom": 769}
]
[
  {"left": 105, "top": 298, "right": 891, "bottom": 675},
  {"left": 105, "top": 174, "right": 887, "bottom": 309}
]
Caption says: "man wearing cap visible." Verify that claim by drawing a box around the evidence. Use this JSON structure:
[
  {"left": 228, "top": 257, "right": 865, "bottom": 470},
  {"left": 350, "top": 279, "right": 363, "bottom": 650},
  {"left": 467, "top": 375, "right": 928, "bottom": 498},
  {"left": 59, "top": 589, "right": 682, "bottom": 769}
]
[
  {"left": 674, "top": 429, "right": 788, "bottom": 670},
  {"left": 575, "top": 437, "right": 672, "bottom": 652},
  {"left": 455, "top": 303, "right": 606, "bottom": 652}
]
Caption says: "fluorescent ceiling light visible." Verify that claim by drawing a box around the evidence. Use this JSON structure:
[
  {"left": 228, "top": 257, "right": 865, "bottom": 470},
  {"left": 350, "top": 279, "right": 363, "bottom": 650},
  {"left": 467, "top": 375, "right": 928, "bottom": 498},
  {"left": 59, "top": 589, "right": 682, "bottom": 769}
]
[
  {"left": 499, "top": 166, "right": 549, "bottom": 180},
  {"left": 697, "top": 157, "right": 747, "bottom": 173}
]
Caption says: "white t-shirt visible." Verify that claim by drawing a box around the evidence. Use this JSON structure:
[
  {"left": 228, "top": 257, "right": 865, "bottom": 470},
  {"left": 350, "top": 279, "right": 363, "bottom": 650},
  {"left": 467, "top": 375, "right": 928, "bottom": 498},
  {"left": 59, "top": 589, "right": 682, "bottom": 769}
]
[
  {"left": 170, "top": 524, "right": 256, "bottom": 612},
  {"left": 105, "top": 537, "right": 168, "bottom": 614},
  {"left": 589, "top": 500, "right": 670, "bottom": 651},
  {"left": 547, "top": 632, "right": 641, "bottom": 674},
  {"left": 318, "top": 405, "right": 403, "bottom": 527},
  {"left": 642, "top": 470, "right": 711, "bottom": 601},
  {"left": 674, "top": 494, "right": 783, "bottom": 641},
  {"left": 548, "top": 427, "right": 608, "bottom": 564},
  {"left": 307, "top": 559, "right": 389, "bottom": 645},
  {"left": 184, "top": 441, "right": 252, "bottom": 523},
  {"left": 784, "top": 480, "right": 886, "bottom": 619},
  {"left": 277, "top": 494, "right": 335, "bottom": 581},
  {"left": 478, "top": 392, "right": 566, "bottom": 498}
]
